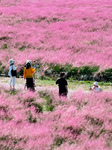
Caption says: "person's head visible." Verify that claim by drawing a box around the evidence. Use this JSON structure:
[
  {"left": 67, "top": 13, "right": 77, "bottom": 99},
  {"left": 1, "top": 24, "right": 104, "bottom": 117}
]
[
  {"left": 94, "top": 81, "right": 98, "bottom": 87},
  {"left": 60, "top": 72, "right": 65, "bottom": 78},
  {"left": 26, "top": 60, "right": 32, "bottom": 65},
  {"left": 26, "top": 60, "right": 32, "bottom": 69},
  {"left": 9, "top": 59, "right": 15, "bottom": 65}
]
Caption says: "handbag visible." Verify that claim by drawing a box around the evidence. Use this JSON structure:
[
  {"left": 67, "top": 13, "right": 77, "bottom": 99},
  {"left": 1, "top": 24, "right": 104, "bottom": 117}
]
[{"left": 11, "top": 69, "right": 17, "bottom": 77}]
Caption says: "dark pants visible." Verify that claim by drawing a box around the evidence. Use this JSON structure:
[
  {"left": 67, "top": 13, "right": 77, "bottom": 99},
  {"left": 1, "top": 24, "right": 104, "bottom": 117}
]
[{"left": 26, "top": 78, "right": 35, "bottom": 92}]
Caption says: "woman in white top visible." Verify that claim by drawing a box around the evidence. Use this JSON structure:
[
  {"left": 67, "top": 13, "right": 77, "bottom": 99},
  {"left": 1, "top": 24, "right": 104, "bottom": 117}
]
[
  {"left": 90, "top": 82, "right": 102, "bottom": 92},
  {"left": 8, "top": 59, "right": 18, "bottom": 91}
]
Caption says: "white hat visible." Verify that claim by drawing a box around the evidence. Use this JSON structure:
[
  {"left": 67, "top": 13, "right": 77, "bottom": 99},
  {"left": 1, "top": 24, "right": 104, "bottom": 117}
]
[
  {"left": 94, "top": 82, "right": 98, "bottom": 86},
  {"left": 9, "top": 59, "right": 15, "bottom": 65},
  {"left": 26, "top": 60, "right": 31, "bottom": 64}
]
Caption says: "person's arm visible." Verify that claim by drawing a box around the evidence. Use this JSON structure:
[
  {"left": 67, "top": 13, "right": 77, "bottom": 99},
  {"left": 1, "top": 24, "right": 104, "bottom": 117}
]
[
  {"left": 34, "top": 64, "right": 37, "bottom": 69},
  {"left": 65, "top": 85, "right": 68, "bottom": 93},
  {"left": 56, "top": 79, "right": 59, "bottom": 85},
  {"left": 65, "top": 79, "right": 68, "bottom": 93},
  {"left": 23, "top": 68, "right": 26, "bottom": 78},
  {"left": 90, "top": 86, "right": 95, "bottom": 91},
  {"left": 12, "top": 65, "right": 18, "bottom": 70},
  {"left": 8, "top": 66, "right": 12, "bottom": 77},
  {"left": 31, "top": 67, "right": 35, "bottom": 74},
  {"left": 12, "top": 65, "right": 16, "bottom": 70},
  {"left": 15, "top": 66, "right": 18, "bottom": 69}
]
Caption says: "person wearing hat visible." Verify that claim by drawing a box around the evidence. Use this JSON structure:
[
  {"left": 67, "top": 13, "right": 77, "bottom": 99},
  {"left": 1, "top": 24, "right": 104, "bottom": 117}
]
[
  {"left": 90, "top": 81, "right": 102, "bottom": 92},
  {"left": 8, "top": 59, "right": 18, "bottom": 91},
  {"left": 23, "top": 60, "right": 36, "bottom": 92}
]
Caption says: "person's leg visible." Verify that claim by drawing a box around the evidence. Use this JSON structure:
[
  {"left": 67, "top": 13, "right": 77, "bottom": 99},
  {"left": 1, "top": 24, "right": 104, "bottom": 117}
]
[
  {"left": 30, "top": 78, "right": 35, "bottom": 91},
  {"left": 12, "top": 77, "right": 16, "bottom": 90},
  {"left": 32, "top": 78, "right": 35, "bottom": 91},
  {"left": 33, "top": 77, "right": 36, "bottom": 87},
  {"left": 24, "top": 82, "right": 27, "bottom": 90},
  {"left": 26, "top": 78, "right": 35, "bottom": 92},
  {"left": 64, "top": 92, "right": 67, "bottom": 98},
  {"left": 29, "top": 78, "right": 35, "bottom": 91},
  {"left": 26, "top": 78, "right": 32, "bottom": 91},
  {"left": 10, "top": 77, "right": 12, "bottom": 90},
  {"left": 26, "top": 78, "right": 30, "bottom": 90}
]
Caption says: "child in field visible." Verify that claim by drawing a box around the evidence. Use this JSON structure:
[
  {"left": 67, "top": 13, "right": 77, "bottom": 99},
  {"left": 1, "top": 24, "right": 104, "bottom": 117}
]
[
  {"left": 56, "top": 72, "right": 68, "bottom": 97},
  {"left": 23, "top": 60, "right": 36, "bottom": 92},
  {"left": 90, "top": 82, "right": 102, "bottom": 92},
  {"left": 8, "top": 59, "right": 18, "bottom": 91}
]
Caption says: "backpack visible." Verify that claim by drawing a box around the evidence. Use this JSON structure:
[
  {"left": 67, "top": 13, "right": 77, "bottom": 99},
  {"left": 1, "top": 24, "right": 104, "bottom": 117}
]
[{"left": 11, "top": 69, "right": 17, "bottom": 77}]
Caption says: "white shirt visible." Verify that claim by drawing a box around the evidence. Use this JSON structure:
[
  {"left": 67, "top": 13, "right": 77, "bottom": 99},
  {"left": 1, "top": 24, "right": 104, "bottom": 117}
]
[
  {"left": 8, "top": 65, "right": 17, "bottom": 77},
  {"left": 91, "top": 86, "right": 102, "bottom": 92}
]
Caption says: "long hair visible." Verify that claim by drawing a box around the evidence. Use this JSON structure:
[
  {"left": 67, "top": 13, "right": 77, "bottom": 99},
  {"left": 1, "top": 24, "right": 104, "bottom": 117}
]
[{"left": 26, "top": 62, "right": 31, "bottom": 69}]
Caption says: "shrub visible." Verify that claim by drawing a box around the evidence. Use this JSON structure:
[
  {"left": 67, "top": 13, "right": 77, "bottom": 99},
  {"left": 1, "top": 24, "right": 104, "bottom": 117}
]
[{"left": 94, "top": 68, "right": 112, "bottom": 82}]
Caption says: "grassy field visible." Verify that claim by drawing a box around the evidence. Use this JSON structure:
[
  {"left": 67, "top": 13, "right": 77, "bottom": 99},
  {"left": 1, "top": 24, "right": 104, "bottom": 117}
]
[{"left": 0, "top": 0, "right": 112, "bottom": 149}]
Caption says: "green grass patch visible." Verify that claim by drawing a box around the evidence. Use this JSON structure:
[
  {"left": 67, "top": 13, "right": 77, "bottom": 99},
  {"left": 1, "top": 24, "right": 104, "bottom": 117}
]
[
  {"left": 35, "top": 79, "right": 55, "bottom": 87},
  {"left": 0, "top": 36, "right": 9, "bottom": 40},
  {"left": 4, "top": 90, "right": 19, "bottom": 95},
  {"left": 53, "top": 137, "right": 66, "bottom": 147},
  {"left": 35, "top": 78, "right": 112, "bottom": 91},
  {"left": 39, "top": 91, "right": 54, "bottom": 112},
  {"left": 1, "top": 44, "right": 8, "bottom": 49},
  {"left": 19, "top": 45, "right": 26, "bottom": 51}
]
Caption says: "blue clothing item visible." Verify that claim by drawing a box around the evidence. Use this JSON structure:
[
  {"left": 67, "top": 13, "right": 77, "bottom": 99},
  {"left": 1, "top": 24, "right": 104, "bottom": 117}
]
[
  {"left": 8, "top": 65, "right": 17, "bottom": 77},
  {"left": 34, "top": 64, "right": 37, "bottom": 68}
]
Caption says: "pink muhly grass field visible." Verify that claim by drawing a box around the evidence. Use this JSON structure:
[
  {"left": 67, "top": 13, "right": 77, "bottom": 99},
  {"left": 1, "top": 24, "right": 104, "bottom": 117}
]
[
  {"left": 0, "top": 0, "right": 112, "bottom": 149},
  {"left": 0, "top": 0, "right": 112, "bottom": 69},
  {"left": 0, "top": 85, "right": 112, "bottom": 150}
]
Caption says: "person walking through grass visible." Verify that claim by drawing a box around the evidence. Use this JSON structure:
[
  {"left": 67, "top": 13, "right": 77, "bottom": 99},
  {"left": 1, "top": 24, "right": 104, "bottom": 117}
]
[
  {"left": 23, "top": 60, "right": 36, "bottom": 92},
  {"left": 56, "top": 72, "right": 68, "bottom": 97},
  {"left": 8, "top": 59, "right": 18, "bottom": 91}
]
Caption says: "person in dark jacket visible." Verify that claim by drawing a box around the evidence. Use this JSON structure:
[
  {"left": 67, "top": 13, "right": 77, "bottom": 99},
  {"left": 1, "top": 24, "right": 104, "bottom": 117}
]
[{"left": 56, "top": 72, "right": 68, "bottom": 97}]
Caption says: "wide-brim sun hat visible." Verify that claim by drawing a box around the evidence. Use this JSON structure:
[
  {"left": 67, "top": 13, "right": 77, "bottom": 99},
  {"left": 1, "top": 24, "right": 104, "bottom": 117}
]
[
  {"left": 94, "top": 82, "right": 98, "bottom": 86},
  {"left": 9, "top": 59, "right": 15, "bottom": 65},
  {"left": 26, "top": 60, "right": 31, "bottom": 64}
]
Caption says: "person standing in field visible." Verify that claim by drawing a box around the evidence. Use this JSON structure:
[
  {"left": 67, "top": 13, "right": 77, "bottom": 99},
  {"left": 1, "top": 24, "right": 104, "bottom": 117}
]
[
  {"left": 23, "top": 60, "right": 36, "bottom": 92},
  {"left": 56, "top": 72, "right": 68, "bottom": 97},
  {"left": 8, "top": 59, "right": 18, "bottom": 91},
  {"left": 90, "top": 81, "right": 102, "bottom": 92}
]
